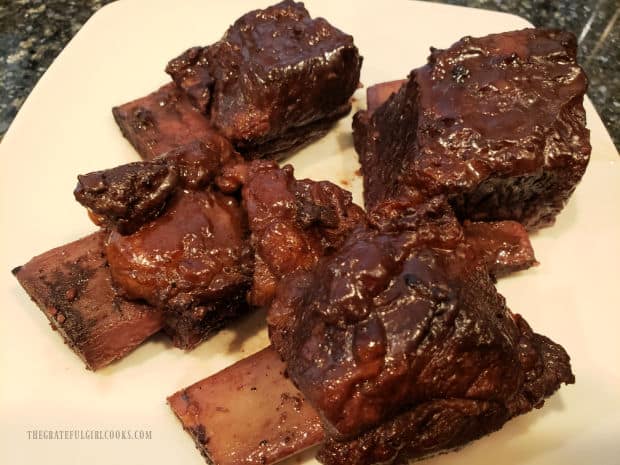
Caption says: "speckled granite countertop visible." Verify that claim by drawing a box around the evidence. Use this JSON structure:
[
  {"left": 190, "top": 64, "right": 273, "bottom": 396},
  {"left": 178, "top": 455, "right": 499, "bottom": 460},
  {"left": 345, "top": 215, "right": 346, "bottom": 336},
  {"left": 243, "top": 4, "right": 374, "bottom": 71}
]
[{"left": 1, "top": 0, "right": 618, "bottom": 148}]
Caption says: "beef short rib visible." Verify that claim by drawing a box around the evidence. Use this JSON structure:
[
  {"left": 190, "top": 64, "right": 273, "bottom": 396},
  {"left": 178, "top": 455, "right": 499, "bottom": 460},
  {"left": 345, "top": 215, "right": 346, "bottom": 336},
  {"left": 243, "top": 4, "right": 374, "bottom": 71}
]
[
  {"left": 268, "top": 219, "right": 573, "bottom": 465},
  {"left": 166, "top": 0, "right": 362, "bottom": 159},
  {"left": 354, "top": 29, "right": 591, "bottom": 230}
]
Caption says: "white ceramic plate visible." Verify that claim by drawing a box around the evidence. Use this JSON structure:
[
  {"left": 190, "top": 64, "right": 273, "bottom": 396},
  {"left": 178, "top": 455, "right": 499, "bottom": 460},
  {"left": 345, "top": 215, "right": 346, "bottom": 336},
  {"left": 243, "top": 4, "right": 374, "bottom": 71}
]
[{"left": 1, "top": 1, "right": 618, "bottom": 464}]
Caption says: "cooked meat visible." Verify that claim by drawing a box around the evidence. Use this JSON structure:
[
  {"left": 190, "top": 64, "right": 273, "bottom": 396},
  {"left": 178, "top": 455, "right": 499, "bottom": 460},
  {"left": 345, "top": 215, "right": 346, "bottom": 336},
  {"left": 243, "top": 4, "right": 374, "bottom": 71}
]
[
  {"left": 367, "top": 194, "right": 464, "bottom": 249},
  {"left": 74, "top": 141, "right": 243, "bottom": 234},
  {"left": 75, "top": 158, "right": 177, "bottom": 235},
  {"left": 367, "top": 194, "right": 536, "bottom": 278},
  {"left": 166, "top": 0, "right": 362, "bottom": 159},
  {"left": 268, "top": 216, "right": 572, "bottom": 464},
  {"left": 74, "top": 152, "right": 364, "bottom": 347},
  {"left": 168, "top": 346, "right": 324, "bottom": 465},
  {"left": 164, "top": 189, "right": 539, "bottom": 464},
  {"left": 106, "top": 188, "right": 253, "bottom": 349},
  {"left": 317, "top": 315, "right": 573, "bottom": 465},
  {"left": 229, "top": 110, "right": 350, "bottom": 160},
  {"left": 354, "top": 29, "right": 590, "bottom": 230},
  {"left": 220, "top": 160, "right": 366, "bottom": 306},
  {"left": 113, "top": 82, "right": 234, "bottom": 161},
  {"left": 13, "top": 232, "right": 163, "bottom": 370}
]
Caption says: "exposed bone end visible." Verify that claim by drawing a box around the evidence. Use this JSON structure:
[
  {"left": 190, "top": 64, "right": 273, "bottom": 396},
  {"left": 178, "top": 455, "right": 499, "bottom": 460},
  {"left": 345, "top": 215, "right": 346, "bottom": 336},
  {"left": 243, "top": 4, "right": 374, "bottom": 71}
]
[
  {"left": 14, "top": 232, "right": 163, "bottom": 370},
  {"left": 168, "top": 346, "right": 324, "bottom": 465}
]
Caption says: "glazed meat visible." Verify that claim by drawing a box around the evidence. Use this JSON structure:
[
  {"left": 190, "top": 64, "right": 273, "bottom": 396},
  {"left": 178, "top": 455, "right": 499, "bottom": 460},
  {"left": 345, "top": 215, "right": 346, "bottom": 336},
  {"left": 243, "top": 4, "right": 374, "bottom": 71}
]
[
  {"left": 318, "top": 312, "right": 573, "bottom": 465},
  {"left": 268, "top": 214, "right": 572, "bottom": 464},
  {"left": 354, "top": 29, "right": 591, "bottom": 230},
  {"left": 73, "top": 152, "right": 363, "bottom": 349},
  {"left": 75, "top": 157, "right": 177, "bottom": 235},
  {"left": 74, "top": 147, "right": 255, "bottom": 351},
  {"left": 166, "top": 0, "right": 362, "bottom": 159},
  {"left": 367, "top": 195, "right": 536, "bottom": 278},
  {"left": 74, "top": 141, "right": 242, "bottom": 234},
  {"left": 113, "top": 83, "right": 234, "bottom": 161},
  {"left": 13, "top": 233, "right": 163, "bottom": 370},
  {"left": 106, "top": 188, "right": 253, "bottom": 349},
  {"left": 217, "top": 160, "right": 366, "bottom": 306},
  {"left": 164, "top": 192, "right": 539, "bottom": 465}
]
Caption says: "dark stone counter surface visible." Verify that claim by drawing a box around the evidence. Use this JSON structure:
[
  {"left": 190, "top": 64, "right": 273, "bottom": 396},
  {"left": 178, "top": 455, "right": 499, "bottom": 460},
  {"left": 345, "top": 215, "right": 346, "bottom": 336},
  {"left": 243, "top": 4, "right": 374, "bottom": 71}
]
[{"left": 1, "top": 0, "right": 618, "bottom": 149}]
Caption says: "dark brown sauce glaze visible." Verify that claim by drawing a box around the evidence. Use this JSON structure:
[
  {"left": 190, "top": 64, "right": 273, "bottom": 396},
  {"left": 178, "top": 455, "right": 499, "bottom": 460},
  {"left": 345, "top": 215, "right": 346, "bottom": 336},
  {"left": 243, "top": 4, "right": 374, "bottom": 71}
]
[
  {"left": 247, "top": 162, "right": 367, "bottom": 306},
  {"left": 106, "top": 188, "right": 253, "bottom": 349},
  {"left": 367, "top": 194, "right": 537, "bottom": 278},
  {"left": 415, "top": 29, "right": 588, "bottom": 186},
  {"left": 74, "top": 141, "right": 243, "bottom": 235},
  {"left": 215, "top": 159, "right": 367, "bottom": 307},
  {"left": 318, "top": 310, "right": 574, "bottom": 465},
  {"left": 166, "top": 0, "right": 362, "bottom": 157},
  {"left": 270, "top": 228, "right": 483, "bottom": 438},
  {"left": 268, "top": 219, "right": 572, "bottom": 464},
  {"left": 74, "top": 151, "right": 365, "bottom": 349},
  {"left": 354, "top": 29, "right": 590, "bottom": 230},
  {"left": 106, "top": 189, "right": 251, "bottom": 309}
]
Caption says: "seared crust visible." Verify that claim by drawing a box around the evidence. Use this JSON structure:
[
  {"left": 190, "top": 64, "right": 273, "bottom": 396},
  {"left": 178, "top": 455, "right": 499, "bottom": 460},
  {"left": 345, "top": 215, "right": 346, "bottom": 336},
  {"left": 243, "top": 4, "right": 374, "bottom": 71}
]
[
  {"left": 74, "top": 141, "right": 243, "bottom": 235},
  {"left": 241, "top": 103, "right": 352, "bottom": 160},
  {"left": 240, "top": 161, "right": 367, "bottom": 306},
  {"left": 268, "top": 218, "right": 572, "bottom": 465},
  {"left": 166, "top": 0, "right": 362, "bottom": 157},
  {"left": 317, "top": 318, "right": 573, "bottom": 465},
  {"left": 106, "top": 189, "right": 253, "bottom": 350},
  {"left": 355, "top": 29, "right": 590, "bottom": 230}
]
